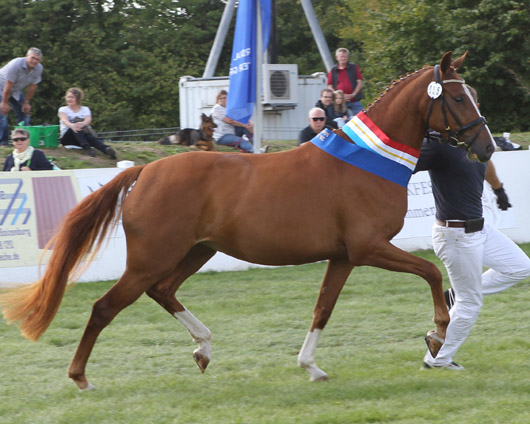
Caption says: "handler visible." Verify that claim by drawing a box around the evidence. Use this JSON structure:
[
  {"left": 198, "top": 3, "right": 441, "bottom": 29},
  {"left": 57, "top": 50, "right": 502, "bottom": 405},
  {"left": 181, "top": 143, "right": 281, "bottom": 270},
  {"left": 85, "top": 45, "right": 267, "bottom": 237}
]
[{"left": 417, "top": 124, "right": 530, "bottom": 370}]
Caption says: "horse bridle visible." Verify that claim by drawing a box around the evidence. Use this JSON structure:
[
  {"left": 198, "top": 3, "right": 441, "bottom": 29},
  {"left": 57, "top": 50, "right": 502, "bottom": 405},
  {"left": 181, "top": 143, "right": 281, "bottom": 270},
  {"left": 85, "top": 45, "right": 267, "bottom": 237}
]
[{"left": 425, "top": 65, "right": 488, "bottom": 150}]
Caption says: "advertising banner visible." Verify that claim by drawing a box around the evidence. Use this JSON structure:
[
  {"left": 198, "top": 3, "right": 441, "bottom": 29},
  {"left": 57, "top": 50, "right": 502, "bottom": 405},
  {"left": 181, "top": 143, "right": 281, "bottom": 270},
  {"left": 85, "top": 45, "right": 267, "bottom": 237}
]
[{"left": 0, "top": 171, "right": 80, "bottom": 267}]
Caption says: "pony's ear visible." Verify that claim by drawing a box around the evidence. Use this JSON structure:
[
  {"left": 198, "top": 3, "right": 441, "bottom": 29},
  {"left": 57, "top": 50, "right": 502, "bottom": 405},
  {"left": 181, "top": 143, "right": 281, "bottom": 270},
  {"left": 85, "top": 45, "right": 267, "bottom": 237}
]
[
  {"left": 440, "top": 51, "right": 453, "bottom": 74},
  {"left": 451, "top": 51, "right": 468, "bottom": 70}
]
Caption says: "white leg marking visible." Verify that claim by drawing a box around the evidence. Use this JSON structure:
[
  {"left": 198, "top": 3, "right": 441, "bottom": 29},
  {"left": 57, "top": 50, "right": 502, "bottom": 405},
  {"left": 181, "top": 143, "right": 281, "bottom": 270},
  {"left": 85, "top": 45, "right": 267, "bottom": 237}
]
[
  {"left": 298, "top": 329, "right": 328, "bottom": 381},
  {"left": 174, "top": 309, "right": 212, "bottom": 360},
  {"left": 80, "top": 382, "right": 96, "bottom": 391}
]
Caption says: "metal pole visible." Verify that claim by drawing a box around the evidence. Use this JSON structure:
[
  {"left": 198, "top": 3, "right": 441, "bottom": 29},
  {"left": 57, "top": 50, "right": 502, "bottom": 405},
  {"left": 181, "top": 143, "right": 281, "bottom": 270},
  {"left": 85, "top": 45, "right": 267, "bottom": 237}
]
[
  {"left": 254, "top": 0, "right": 263, "bottom": 153},
  {"left": 202, "top": 0, "right": 237, "bottom": 78},
  {"left": 299, "top": 0, "right": 334, "bottom": 72}
]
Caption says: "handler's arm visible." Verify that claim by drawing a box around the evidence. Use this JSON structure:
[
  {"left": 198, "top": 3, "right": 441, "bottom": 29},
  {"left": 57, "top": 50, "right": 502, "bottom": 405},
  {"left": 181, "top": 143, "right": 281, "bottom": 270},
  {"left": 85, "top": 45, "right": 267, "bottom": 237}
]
[
  {"left": 486, "top": 161, "right": 512, "bottom": 211},
  {"left": 485, "top": 161, "right": 502, "bottom": 190}
]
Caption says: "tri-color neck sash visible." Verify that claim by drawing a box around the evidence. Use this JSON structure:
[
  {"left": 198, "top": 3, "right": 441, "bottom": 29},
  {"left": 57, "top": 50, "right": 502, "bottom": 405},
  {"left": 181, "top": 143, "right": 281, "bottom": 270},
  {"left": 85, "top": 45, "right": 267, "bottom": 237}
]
[{"left": 310, "top": 112, "right": 420, "bottom": 188}]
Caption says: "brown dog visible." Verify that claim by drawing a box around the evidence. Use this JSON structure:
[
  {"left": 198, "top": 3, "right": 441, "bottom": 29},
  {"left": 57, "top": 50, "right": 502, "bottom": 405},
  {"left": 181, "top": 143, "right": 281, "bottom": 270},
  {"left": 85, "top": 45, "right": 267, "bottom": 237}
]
[{"left": 158, "top": 113, "right": 217, "bottom": 151}]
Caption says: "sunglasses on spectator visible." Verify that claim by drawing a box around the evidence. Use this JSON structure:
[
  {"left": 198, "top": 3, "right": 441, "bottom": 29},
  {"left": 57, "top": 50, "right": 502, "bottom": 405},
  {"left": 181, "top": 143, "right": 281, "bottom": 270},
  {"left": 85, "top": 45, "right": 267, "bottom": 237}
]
[
  {"left": 311, "top": 117, "right": 325, "bottom": 122},
  {"left": 13, "top": 137, "right": 28, "bottom": 141}
]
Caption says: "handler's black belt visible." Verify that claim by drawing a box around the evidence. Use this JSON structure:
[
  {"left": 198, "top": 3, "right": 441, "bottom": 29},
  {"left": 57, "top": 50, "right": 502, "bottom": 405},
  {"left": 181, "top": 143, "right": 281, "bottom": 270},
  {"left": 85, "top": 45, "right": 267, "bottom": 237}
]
[{"left": 436, "top": 217, "right": 484, "bottom": 233}]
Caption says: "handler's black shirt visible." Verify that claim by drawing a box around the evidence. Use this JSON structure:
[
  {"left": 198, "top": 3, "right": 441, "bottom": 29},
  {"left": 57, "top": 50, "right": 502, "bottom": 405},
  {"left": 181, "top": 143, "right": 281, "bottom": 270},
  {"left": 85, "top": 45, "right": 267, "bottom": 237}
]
[{"left": 414, "top": 138, "right": 486, "bottom": 221}]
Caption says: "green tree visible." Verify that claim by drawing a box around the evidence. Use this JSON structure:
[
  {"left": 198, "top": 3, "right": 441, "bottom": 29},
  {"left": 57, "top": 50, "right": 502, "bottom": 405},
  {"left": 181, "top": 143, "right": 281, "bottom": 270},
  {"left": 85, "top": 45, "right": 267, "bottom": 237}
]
[
  {"left": 337, "top": 0, "right": 530, "bottom": 131},
  {"left": 275, "top": 0, "right": 346, "bottom": 74},
  {"left": 0, "top": 0, "right": 227, "bottom": 130},
  {"left": 1, "top": 0, "right": 527, "bottom": 132}
]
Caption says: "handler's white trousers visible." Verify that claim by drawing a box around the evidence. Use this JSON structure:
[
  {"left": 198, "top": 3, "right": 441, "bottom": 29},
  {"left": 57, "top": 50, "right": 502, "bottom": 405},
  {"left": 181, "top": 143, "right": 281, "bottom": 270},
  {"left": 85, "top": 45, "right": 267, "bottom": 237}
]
[{"left": 424, "top": 222, "right": 530, "bottom": 366}]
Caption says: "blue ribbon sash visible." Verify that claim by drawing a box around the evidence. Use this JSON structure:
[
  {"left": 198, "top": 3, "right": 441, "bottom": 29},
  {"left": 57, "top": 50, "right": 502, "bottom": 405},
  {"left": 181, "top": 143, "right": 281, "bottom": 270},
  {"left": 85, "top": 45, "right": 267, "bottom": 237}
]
[{"left": 310, "top": 122, "right": 419, "bottom": 188}]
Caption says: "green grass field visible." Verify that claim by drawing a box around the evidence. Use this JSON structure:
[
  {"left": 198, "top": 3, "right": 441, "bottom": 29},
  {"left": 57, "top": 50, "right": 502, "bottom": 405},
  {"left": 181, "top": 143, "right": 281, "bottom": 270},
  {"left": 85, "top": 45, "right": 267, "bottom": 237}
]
[{"left": 1, "top": 247, "right": 529, "bottom": 424}]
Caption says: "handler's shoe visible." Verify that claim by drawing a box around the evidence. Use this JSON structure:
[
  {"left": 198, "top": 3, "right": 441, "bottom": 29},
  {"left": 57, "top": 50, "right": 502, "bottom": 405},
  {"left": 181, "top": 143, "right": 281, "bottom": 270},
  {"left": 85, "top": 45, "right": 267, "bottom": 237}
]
[
  {"left": 422, "top": 361, "right": 464, "bottom": 371},
  {"left": 444, "top": 288, "right": 455, "bottom": 310}
]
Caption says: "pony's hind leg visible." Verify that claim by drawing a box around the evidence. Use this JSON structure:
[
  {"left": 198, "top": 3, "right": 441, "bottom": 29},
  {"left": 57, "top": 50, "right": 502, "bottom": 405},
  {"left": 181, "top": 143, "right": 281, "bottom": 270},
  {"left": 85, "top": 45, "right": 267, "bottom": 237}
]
[
  {"left": 146, "top": 244, "right": 216, "bottom": 373},
  {"left": 298, "top": 259, "right": 353, "bottom": 381},
  {"left": 67, "top": 271, "right": 156, "bottom": 390}
]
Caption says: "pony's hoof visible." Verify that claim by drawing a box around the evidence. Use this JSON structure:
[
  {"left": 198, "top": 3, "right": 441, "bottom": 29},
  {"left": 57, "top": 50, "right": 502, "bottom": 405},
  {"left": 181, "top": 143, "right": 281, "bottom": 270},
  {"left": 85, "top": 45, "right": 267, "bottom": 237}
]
[
  {"left": 193, "top": 352, "right": 210, "bottom": 373},
  {"left": 311, "top": 374, "right": 329, "bottom": 382},
  {"left": 306, "top": 366, "right": 328, "bottom": 382},
  {"left": 80, "top": 382, "right": 96, "bottom": 391},
  {"left": 425, "top": 330, "right": 445, "bottom": 358},
  {"left": 72, "top": 376, "right": 96, "bottom": 391}
]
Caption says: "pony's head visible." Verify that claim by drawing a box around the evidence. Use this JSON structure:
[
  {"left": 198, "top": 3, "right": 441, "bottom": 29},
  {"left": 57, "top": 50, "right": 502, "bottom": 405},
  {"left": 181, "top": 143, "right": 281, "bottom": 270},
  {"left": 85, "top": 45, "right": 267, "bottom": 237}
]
[{"left": 425, "top": 51, "right": 495, "bottom": 162}]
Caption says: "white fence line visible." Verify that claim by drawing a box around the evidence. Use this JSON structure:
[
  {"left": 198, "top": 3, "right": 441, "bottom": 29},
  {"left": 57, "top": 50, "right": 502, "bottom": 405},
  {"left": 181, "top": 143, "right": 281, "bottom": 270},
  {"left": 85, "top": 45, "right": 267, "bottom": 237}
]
[{"left": 0, "top": 150, "right": 528, "bottom": 286}]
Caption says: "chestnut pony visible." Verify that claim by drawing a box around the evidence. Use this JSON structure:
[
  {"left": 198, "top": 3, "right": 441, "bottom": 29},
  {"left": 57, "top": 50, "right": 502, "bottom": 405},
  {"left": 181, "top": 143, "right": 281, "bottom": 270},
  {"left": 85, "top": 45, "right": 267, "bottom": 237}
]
[{"left": 0, "top": 52, "right": 494, "bottom": 390}]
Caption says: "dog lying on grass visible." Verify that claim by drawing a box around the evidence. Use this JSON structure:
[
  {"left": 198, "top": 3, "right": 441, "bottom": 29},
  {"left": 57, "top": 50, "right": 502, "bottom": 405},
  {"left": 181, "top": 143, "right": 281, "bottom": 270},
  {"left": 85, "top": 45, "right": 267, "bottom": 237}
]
[{"left": 158, "top": 113, "right": 216, "bottom": 151}]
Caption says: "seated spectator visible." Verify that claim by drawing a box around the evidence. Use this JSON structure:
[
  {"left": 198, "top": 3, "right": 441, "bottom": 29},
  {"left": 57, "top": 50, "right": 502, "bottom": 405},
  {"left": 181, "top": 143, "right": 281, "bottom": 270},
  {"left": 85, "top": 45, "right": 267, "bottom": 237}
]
[
  {"left": 2, "top": 128, "right": 53, "bottom": 171},
  {"left": 327, "top": 90, "right": 353, "bottom": 128},
  {"left": 58, "top": 87, "right": 116, "bottom": 159},
  {"left": 211, "top": 89, "right": 255, "bottom": 153},
  {"left": 314, "top": 88, "right": 338, "bottom": 129},
  {"left": 298, "top": 107, "right": 332, "bottom": 146}
]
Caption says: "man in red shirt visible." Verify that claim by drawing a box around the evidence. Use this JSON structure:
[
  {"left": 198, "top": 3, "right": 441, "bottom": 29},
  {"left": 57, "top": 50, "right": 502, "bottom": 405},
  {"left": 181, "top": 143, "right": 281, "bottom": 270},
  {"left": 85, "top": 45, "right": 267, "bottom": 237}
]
[{"left": 327, "top": 47, "right": 363, "bottom": 116}]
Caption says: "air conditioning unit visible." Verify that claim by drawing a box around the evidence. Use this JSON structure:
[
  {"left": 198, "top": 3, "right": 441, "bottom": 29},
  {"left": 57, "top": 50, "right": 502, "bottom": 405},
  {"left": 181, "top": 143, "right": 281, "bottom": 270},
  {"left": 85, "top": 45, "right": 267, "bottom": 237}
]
[{"left": 262, "top": 64, "right": 298, "bottom": 105}]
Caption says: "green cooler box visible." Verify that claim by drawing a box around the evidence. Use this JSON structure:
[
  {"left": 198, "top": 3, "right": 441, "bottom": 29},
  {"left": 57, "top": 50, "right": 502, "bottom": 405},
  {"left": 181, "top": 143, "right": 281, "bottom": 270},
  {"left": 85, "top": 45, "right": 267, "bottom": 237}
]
[
  {"left": 14, "top": 124, "right": 59, "bottom": 148},
  {"left": 40, "top": 125, "right": 59, "bottom": 147}
]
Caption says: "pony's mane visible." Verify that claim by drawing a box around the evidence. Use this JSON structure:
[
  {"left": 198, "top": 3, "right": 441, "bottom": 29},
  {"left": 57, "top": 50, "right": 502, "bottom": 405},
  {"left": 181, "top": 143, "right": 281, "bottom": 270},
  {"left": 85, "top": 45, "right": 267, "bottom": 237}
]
[{"left": 366, "top": 65, "right": 432, "bottom": 111}]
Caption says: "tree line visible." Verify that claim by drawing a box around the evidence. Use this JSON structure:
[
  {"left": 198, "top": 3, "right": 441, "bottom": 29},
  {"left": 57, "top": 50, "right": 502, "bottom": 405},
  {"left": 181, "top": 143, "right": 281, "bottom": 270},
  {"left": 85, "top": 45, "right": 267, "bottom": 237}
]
[{"left": 1, "top": 0, "right": 527, "bottom": 134}]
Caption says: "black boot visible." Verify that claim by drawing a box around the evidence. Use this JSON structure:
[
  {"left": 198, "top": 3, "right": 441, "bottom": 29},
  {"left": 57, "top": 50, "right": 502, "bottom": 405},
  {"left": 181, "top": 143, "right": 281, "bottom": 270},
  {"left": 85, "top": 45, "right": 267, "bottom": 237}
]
[
  {"left": 105, "top": 146, "right": 117, "bottom": 159},
  {"left": 444, "top": 288, "right": 455, "bottom": 310},
  {"left": 83, "top": 145, "right": 96, "bottom": 157}
]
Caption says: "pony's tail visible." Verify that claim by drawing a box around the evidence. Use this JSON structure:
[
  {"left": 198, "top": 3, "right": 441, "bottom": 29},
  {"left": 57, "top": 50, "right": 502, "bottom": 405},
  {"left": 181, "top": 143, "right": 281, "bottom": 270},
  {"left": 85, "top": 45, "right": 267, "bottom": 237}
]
[{"left": 0, "top": 165, "right": 145, "bottom": 341}]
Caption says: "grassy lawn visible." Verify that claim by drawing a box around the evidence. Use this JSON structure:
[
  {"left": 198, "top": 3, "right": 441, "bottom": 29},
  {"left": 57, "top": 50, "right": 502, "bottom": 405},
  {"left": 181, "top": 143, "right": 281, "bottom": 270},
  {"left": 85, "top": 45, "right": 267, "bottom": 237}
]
[
  {"left": 0, "top": 138, "right": 300, "bottom": 170},
  {"left": 1, "top": 131, "right": 528, "bottom": 422},
  {"left": 0, "top": 132, "right": 528, "bottom": 170},
  {"left": 1, "top": 246, "right": 529, "bottom": 424}
]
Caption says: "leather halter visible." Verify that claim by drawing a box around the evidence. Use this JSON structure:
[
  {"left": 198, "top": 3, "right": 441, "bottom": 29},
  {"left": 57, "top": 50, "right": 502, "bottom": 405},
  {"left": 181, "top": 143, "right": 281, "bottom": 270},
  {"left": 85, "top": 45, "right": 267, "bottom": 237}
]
[{"left": 425, "top": 65, "right": 488, "bottom": 150}]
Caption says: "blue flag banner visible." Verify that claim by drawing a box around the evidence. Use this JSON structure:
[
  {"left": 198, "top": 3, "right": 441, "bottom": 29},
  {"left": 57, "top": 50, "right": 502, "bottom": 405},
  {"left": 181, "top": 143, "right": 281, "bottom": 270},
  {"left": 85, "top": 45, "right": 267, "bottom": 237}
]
[{"left": 226, "top": 0, "right": 271, "bottom": 125}]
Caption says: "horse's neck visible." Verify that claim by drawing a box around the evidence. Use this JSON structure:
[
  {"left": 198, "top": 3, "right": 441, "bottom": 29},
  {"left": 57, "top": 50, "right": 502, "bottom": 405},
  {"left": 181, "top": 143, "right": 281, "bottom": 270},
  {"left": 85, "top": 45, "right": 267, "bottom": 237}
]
[{"left": 364, "top": 72, "right": 431, "bottom": 152}]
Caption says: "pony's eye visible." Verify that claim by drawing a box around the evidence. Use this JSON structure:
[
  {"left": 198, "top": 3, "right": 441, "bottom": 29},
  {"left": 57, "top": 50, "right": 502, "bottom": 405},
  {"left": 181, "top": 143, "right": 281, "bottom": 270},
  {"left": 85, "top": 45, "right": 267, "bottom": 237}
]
[{"left": 454, "top": 97, "right": 464, "bottom": 103}]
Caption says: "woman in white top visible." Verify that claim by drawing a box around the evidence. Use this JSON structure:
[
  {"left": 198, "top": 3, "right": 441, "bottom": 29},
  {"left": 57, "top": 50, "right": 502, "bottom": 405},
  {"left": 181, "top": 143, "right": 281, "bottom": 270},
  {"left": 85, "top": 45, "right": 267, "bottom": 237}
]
[
  {"left": 210, "top": 90, "right": 254, "bottom": 153},
  {"left": 58, "top": 87, "right": 116, "bottom": 158}
]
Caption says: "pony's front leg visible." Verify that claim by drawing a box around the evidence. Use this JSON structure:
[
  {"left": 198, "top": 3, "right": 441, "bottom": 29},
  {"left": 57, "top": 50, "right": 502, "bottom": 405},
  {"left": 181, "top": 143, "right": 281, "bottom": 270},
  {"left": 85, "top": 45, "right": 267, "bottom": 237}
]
[
  {"left": 361, "top": 241, "right": 449, "bottom": 358},
  {"left": 298, "top": 260, "right": 353, "bottom": 381},
  {"left": 174, "top": 307, "right": 212, "bottom": 372},
  {"left": 299, "top": 329, "right": 328, "bottom": 381}
]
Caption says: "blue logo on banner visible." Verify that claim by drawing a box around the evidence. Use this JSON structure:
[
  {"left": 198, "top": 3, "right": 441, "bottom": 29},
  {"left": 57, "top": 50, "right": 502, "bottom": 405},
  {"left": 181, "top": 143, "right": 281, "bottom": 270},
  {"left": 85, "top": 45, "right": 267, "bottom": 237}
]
[
  {"left": 226, "top": 0, "right": 271, "bottom": 125},
  {"left": 0, "top": 178, "right": 31, "bottom": 225}
]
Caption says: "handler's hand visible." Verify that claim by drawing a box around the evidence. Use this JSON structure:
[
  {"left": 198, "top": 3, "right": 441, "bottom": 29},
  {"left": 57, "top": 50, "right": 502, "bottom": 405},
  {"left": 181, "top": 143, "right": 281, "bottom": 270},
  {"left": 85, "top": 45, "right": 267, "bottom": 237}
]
[{"left": 493, "top": 185, "right": 512, "bottom": 211}]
